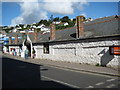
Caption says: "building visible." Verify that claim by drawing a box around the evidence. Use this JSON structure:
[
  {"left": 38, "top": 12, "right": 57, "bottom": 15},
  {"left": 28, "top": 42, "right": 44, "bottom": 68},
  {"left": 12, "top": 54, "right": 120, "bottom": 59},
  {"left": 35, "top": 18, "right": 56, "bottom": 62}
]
[{"left": 4, "top": 15, "right": 120, "bottom": 69}]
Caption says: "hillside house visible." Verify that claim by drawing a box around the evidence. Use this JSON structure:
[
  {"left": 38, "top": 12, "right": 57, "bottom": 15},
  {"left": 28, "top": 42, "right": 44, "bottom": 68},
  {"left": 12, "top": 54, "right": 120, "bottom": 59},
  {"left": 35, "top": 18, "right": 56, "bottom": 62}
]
[{"left": 63, "top": 22, "right": 69, "bottom": 26}]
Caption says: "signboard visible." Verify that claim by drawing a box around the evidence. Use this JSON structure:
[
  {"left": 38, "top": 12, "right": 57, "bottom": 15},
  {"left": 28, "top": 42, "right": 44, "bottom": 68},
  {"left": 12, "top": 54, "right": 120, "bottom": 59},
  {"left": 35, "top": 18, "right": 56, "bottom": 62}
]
[{"left": 109, "top": 46, "right": 120, "bottom": 55}]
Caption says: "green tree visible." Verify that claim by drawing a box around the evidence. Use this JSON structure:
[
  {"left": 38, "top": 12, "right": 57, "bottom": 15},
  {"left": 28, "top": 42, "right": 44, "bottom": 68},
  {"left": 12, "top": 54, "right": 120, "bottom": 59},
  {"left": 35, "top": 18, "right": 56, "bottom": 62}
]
[
  {"left": 68, "top": 21, "right": 75, "bottom": 27},
  {"left": 26, "top": 24, "right": 31, "bottom": 29},
  {"left": 38, "top": 19, "right": 51, "bottom": 26},
  {"left": 19, "top": 24, "right": 24, "bottom": 28},
  {"left": 35, "top": 23, "right": 40, "bottom": 27},
  {"left": 53, "top": 17, "right": 60, "bottom": 21},
  {"left": 35, "top": 28, "right": 41, "bottom": 32},
  {"left": 50, "top": 15, "right": 53, "bottom": 22},
  {"left": 73, "top": 18, "right": 76, "bottom": 23},
  {"left": 60, "top": 16, "right": 70, "bottom": 23},
  {"left": 3, "top": 27, "right": 14, "bottom": 33},
  {"left": 3, "top": 29, "right": 10, "bottom": 33}
]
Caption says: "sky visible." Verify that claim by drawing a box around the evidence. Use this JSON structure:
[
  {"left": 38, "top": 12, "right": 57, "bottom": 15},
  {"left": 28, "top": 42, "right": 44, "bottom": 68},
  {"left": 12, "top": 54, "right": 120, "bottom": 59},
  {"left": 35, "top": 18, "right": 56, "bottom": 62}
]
[{"left": 1, "top": 0, "right": 119, "bottom": 26}]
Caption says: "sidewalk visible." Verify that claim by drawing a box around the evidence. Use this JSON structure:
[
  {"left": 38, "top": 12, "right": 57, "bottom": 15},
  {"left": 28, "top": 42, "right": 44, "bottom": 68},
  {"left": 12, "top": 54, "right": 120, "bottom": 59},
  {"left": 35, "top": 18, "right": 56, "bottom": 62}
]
[{"left": 2, "top": 53, "right": 120, "bottom": 77}]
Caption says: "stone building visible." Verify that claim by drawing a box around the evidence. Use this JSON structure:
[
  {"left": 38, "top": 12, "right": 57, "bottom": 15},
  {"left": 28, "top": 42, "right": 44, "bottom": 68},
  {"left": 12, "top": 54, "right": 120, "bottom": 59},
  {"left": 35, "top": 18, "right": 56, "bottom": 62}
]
[{"left": 4, "top": 15, "right": 120, "bottom": 69}]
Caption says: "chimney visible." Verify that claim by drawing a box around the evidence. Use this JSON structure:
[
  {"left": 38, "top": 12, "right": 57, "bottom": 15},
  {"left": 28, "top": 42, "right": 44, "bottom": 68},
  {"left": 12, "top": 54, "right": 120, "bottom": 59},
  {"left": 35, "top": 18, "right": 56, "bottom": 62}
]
[
  {"left": 50, "top": 24, "right": 56, "bottom": 40},
  {"left": 34, "top": 32, "right": 38, "bottom": 41},
  {"left": 76, "top": 16, "right": 84, "bottom": 38},
  {"left": 9, "top": 37, "right": 12, "bottom": 44},
  {"left": 15, "top": 35, "right": 18, "bottom": 44}
]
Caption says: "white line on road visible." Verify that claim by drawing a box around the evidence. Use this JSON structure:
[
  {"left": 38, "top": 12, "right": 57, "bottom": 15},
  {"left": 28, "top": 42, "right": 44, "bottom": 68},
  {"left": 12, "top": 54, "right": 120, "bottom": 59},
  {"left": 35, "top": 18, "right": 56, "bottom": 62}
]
[
  {"left": 106, "top": 84, "right": 116, "bottom": 88},
  {"left": 86, "top": 86, "right": 94, "bottom": 88},
  {"left": 106, "top": 79, "right": 116, "bottom": 82},
  {"left": 41, "top": 75, "right": 80, "bottom": 88},
  {"left": 95, "top": 82, "right": 105, "bottom": 86}
]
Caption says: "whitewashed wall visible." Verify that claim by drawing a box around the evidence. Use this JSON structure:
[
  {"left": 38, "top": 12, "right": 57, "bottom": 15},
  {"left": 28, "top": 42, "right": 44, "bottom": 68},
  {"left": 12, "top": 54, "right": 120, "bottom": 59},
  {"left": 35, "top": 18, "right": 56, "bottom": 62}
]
[
  {"left": 34, "top": 39, "right": 120, "bottom": 68},
  {"left": 3, "top": 46, "right": 8, "bottom": 53}
]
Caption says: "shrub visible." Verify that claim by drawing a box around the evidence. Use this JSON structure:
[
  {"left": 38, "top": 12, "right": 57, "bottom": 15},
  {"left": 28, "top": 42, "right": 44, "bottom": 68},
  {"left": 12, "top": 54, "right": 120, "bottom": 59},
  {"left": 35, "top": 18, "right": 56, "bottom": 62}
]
[{"left": 95, "top": 63, "right": 100, "bottom": 66}]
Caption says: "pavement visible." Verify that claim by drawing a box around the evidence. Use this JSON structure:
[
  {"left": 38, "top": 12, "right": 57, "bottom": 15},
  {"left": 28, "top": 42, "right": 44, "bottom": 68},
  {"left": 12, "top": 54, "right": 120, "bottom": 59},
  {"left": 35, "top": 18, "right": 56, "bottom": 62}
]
[{"left": 2, "top": 53, "right": 120, "bottom": 77}]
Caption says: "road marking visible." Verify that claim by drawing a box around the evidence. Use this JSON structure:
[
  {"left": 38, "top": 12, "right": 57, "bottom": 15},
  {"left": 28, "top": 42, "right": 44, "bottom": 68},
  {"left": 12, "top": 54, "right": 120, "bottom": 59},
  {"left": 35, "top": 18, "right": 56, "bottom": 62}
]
[
  {"left": 41, "top": 75, "right": 80, "bottom": 88},
  {"left": 86, "top": 86, "right": 94, "bottom": 88},
  {"left": 95, "top": 82, "right": 105, "bottom": 86},
  {"left": 106, "top": 84, "right": 116, "bottom": 88},
  {"left": 107, "top": 79, "right": 115, "bottom": 82}
]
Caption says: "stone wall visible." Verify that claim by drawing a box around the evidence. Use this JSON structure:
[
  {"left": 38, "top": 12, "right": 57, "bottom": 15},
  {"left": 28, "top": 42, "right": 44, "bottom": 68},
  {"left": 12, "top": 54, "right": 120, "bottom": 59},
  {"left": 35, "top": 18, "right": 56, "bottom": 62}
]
[{"left": 34, "top": 37, "right": 120, "bottom": 69}]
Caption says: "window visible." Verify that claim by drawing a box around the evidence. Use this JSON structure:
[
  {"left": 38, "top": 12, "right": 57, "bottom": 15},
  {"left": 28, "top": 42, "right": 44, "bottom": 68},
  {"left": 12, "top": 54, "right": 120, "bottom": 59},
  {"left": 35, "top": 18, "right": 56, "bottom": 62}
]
[{"left": 43, "top": 43, "right": 49, "bottom": 54}]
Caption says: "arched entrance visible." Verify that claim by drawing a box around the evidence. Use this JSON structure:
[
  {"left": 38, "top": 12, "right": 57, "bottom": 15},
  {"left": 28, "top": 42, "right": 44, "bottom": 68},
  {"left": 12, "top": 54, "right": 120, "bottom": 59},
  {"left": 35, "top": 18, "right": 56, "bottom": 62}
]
[{"left": 24, "top": 40, "right": 31, "bottom": 57}]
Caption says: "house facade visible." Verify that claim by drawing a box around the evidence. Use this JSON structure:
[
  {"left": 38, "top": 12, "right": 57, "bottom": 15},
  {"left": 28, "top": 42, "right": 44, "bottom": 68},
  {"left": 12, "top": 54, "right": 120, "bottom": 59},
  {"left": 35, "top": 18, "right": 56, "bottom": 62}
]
[
  {"left": 33, "top": 36, "right": 119, "bottom": 68},
  {"left": 32, "top": 15, "right": 120, "bottom": 69},
  {"left": 4, "top": 15, "right": 120, "bottom": 69}
]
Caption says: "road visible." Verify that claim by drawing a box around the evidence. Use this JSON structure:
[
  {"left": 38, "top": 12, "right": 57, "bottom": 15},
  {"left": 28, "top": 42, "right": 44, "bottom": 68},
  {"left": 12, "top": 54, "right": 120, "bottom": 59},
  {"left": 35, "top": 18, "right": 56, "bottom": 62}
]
[{"left": 2, "top": 56, "right": 119, "bottom": 89}]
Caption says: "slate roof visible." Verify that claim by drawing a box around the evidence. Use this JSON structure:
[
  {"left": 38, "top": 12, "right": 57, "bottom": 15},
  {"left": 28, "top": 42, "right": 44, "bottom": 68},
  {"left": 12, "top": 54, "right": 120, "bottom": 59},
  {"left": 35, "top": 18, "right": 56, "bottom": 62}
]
[
  {"left": 6, "top": 15, "right": 120, "bottom": 45},
  {"left": 32, "top": 15, "right": 120, "bottom": 43},
  {"left": 6, "top": 32, "right": 24, "bottom": 45},
  {"left": 84, "top": 15, "right": 120, "bottom": 37}
]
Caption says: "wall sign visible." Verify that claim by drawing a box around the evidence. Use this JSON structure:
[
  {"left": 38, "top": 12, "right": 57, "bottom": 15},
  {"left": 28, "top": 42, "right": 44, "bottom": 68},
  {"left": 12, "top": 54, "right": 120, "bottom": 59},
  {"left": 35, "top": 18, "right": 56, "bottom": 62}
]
[{"left": 109, "top": 46, "right": 120, "bottom": 55}]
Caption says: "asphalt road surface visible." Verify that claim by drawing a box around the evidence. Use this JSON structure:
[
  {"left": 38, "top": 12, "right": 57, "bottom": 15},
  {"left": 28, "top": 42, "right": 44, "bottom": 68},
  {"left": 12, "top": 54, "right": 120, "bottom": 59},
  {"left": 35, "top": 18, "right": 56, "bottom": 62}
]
[{"left": 2, "top": 56, "right": 119, "bottom": 89}]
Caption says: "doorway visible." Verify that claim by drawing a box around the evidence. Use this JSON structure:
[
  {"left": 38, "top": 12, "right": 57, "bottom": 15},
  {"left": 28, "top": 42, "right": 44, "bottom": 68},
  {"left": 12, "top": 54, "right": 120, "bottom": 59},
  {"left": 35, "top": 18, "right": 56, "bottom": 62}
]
[{"left": 24, "top": 40, "right": 31, "bottom": 57}]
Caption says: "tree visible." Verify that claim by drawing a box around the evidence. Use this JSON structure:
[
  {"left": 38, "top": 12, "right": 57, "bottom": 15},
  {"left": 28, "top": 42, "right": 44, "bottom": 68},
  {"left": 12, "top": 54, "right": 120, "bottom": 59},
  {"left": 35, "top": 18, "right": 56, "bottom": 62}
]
[
  {"left": 60, "top": 16, "right": 70, "bottom": 22},
  {"left": 35, "top": 28, "right": 41, "bottom": 32},
  {"left": 35, "top": 23, "right": 40, "bottom": 27},
  {"left": 3, "top": 27, "right": 13, "bottom": 33},
  {"left": 83, "top": 16, "right": 86, "bottom": 21},
  {"left": 50, "top": 15, "right": 54, "bottom": 22},
  {"left": 3, "top": 26, "right": 14, "bottom": 33},
  {"left": 73, "top": 18, "right": 76, "bottom": 23},
  {"left": 39, "top": 20, "right": 47, "bottom": 25},
  {"left": 68, "top": 21, "right": 75, "bottom": 27},
  {"left": 26, "top": 24, "right": 31, "bottom": 28},
  {"left": 19, "top": 24, "right": 24, "bottom": 28},
  {"left": 38, "top": 19, "right": 51, "bottom": 26},
  {"left": 3, "top": 29, "right": 10, "bottom": 33},
  {"left": 15, "top": 25, "right": 19, "bottom": 28},
  {"left": 53, "top": 17, "right": 60, "bottom": 21}
]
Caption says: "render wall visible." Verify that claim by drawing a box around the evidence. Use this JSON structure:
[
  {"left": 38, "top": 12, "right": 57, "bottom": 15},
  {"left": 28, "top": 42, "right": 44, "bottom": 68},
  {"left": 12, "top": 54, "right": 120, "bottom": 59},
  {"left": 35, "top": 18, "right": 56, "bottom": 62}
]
[{"left": 34, "top": 37, "right": 120, "bottom": 68}]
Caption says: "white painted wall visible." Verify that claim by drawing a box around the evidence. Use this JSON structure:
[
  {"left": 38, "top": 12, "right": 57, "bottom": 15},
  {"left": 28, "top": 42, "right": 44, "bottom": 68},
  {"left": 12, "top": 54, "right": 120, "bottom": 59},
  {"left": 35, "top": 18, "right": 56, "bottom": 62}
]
[
  {"left": 3, "top": 46, "right": 8, "bottom": 53},
  {"left": 34, "top": 39, "right": 120, "bottom": 69}
]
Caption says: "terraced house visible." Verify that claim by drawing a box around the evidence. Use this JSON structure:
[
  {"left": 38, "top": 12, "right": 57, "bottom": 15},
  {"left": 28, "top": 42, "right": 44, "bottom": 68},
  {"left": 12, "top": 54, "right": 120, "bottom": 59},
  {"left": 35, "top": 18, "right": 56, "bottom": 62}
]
[{"left": 4, "top": 15, "right": 120, "bottom": 69}]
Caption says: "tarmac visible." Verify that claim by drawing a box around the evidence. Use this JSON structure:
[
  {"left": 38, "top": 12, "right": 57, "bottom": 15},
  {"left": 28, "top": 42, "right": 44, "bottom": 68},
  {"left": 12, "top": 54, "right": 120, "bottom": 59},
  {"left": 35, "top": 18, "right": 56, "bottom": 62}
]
[{"left": 2, "top": 53, "right": 120, "bottom": 77}]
